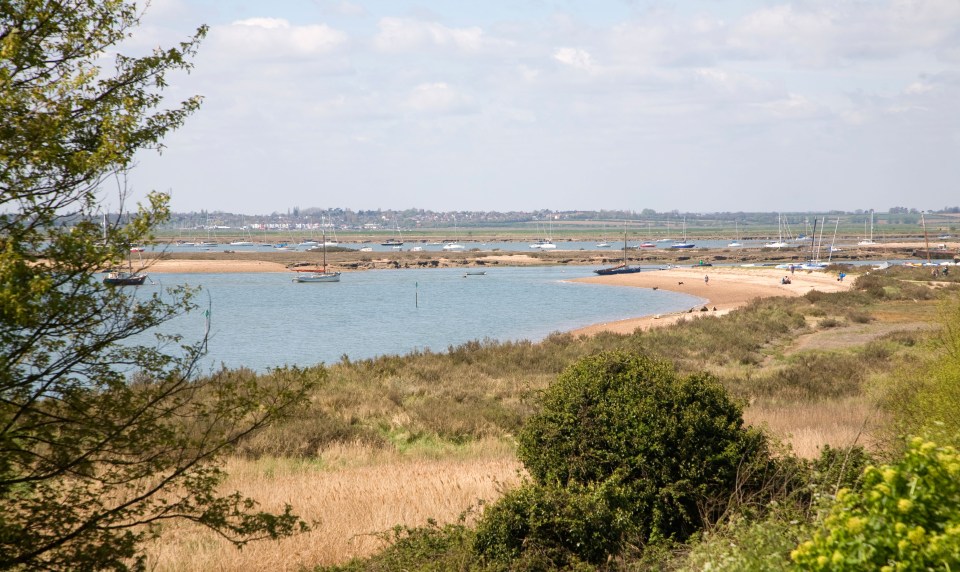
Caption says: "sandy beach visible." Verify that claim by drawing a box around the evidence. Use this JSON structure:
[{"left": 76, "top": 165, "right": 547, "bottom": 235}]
[
  {"left": 139, "top": 259, "right": 289, "bottom": 273},
  {"left": 571, "top": 266, "right": 853, "bottom": 336}
]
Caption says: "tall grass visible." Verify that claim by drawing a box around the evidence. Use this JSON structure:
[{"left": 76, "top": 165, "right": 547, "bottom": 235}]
[{"left": 143, "top": 441, "right": 521, "bottom": 571}]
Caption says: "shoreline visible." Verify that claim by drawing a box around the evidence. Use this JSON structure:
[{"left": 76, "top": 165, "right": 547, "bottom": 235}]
[
  {"left": 570, "top": 266, "right": 853, "bottom": 336},
  {"left": 135, "top": 257, "right": 855, "bottom": 338}
]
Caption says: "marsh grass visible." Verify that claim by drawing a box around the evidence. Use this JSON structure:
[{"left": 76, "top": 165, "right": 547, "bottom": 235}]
[
  {"left": 143, "top": 440, "right": 521, "bottom": 571},
  {"left": 744, "top": 397, "right": 882, "bottom": 459}
]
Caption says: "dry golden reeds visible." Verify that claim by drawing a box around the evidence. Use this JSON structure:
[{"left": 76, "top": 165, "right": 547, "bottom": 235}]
[{"left": 143, "top": 441, "right": 521, "bottom": 571}]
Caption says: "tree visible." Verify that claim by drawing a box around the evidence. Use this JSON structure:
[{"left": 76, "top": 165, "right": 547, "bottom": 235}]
[{"left": 1, "top": 2, "right": 314, "bottom": 569}]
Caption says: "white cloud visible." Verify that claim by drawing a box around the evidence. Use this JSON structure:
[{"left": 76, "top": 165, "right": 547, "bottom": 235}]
[
  {"left": 210, "top": 18, "right": 348, "bottom": 58},
  {"left": 403, "top": 82, "right": 473, "bottom": 113},
  {"left": 906, "top": 81, "right": 934, "bottom": 95},
  {"left": 128, "top": 1, "right": 960, "bottom": 214},
  {"left": 553, "top": 47, "right": 595, "bottom": 71},
  {"left": 755, "top": 93, "right": 822, "bottom": 119},
  {"left": 374, "top": 18, "right": 490, "bottom": 53}
]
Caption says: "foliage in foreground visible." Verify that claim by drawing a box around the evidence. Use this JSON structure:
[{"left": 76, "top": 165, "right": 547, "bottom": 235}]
[
  {"left": 1, "top": 1, "right": 313, "bottom": 569},
  {"left": 792, "top": 436, "right": 960, "bottom": 571},
  {"left": 680, "top": 444, "right": 874, "bottom": 572},
  {"left": 473, "top": 352, "right": 774, "bottom": 568}
]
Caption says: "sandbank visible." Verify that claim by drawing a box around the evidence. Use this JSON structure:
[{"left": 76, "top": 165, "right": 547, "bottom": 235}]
[
  {"left": 571, "top": 266, "right": 853, "bottom": 336},
  {"left": 139, "top": 259, "right": 288, "bottom": 273}
]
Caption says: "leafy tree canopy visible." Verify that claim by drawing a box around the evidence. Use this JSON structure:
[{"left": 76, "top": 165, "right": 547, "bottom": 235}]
[{"left": 1, "top": 2, "right": 315, "bottom": 569}]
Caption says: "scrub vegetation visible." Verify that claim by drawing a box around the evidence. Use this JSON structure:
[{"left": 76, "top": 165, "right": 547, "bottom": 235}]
[{"left": 135, "top": 268, "right": 960, "bottom": 571}]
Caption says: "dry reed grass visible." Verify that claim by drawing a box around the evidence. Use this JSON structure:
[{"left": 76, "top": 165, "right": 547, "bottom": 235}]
[
  {"left": 143, "top": 440, "right": 521, "bottom": 571},
  {"left": 744, "top": 396, "right": 883, "bottom": 459}
]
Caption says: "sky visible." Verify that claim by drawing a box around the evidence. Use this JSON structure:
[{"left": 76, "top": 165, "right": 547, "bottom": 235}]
[{"left": 123, "top": 0, "right": 960, "bottom": 215}]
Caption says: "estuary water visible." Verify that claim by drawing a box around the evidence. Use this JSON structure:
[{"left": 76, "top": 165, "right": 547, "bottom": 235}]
[{"left": 145, "top": 266, "right": 702, "bottom": 372}]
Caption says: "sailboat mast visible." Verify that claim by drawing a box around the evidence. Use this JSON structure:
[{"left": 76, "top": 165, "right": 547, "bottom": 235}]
[
  {"left": 623, "top": 222, "right": 628, "bottom": 266},
  {"left": 921, "top": 213, "right": 932, "bottom": 265},
  {"left": 828, "top": 218, "right": 839, "bottom": 262},
  {"left": 810, "top": 218, "right": 818, "bottom": 261}
]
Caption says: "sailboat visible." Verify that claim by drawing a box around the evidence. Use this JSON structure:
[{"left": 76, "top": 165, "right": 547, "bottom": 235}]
[
  {"left": 764, "top": 214, "right": 789, "bottom": 248},
  {"left": 858, "top": 210, "right": 877, "bottom": 246},
  {"left": 595, "top": 225, "right": 611, "bottom": 248},
  {"left": 595, "top": 225, "right": 643, "bottom": 275},
  {"left": 669, "top": 217, "right": 696, "bottom": 249},
  {"left": 103, "top": 254, "right": 147, "bottom": 286},
  {"left": 529, "top": 220, "right": 556, "bottom": 249},
  {"left": 102, "top": 215, "right": 148, "bottom": 286},
  {"left": 442, "top": 216, "right": 465, "bottom": 251},
  {"left": 638, "top": 222, "right": 656, "bottom": 248},
  {"left": 293, "top": 228, "right": 341, "bottom": 283},
  {"left": 230, "top": 221, "right": 255, "bottom": 246},
  {"left": 800, "top": 217, "right": 828, "bottom": 269},
  {"left": 727, "top": 221, "right": 743, "bottom": 248},
  {"left": 827, "top": 218, "right": 841, "bottom": 259},
  {"left": 381, "top": 221, "right": 404, "bottom": 248}
]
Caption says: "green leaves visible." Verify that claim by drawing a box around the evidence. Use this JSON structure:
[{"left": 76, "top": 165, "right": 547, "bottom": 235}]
[
  {"left": 1, "top": 2, "right": 310, "bottom": 569},
  {"left": 477, "top": 352, "right": 772, "bottom": 567},
  {"left": 793, "top": 437, "right": 960, "bottom": 570}
]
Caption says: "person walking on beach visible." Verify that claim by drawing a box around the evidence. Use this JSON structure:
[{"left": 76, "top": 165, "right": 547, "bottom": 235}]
[{"left": 704, "top": 274, "right": 709, "bottom": 286}]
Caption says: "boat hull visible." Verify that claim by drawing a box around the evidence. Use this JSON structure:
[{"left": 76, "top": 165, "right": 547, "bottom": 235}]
[
  {"left": 594, "top": 265, "right": 643, "bottom": 276},
  {"left": 103, "top": 272, "right": 147, "bottom": 286},
  {"left": 293, "top": 272, "right": 341, "bottom": 283}
]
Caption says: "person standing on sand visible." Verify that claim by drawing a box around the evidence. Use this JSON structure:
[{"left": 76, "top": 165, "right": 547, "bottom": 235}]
[{"left": 704, "top": 275, "right": 709, "bottom": 285}]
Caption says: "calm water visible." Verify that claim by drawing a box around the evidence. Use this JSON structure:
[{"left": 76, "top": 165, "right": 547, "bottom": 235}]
[
  {"left": 153, "top": 238, "right": 849, "bottom": 254},
  {"left": 144, "top": 266, "right": 702, "bottom": 372}
]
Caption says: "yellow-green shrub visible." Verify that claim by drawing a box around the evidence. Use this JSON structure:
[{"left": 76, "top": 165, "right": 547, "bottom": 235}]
[{"left": 792, "top": 437, "right": 960, "bottom": 570}]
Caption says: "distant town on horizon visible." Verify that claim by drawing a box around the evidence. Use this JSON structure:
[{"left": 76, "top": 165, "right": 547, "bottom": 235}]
[{"left": 152, "top": 206, "right": 960, "bottom": 232}]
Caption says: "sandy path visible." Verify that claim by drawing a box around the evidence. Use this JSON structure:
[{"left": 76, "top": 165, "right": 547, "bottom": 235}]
[{"left": 570, "top": 266, "right": 853, "bottom": 336}]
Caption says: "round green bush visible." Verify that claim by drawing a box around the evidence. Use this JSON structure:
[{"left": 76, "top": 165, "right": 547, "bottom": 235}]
[{"left": 515, "top": 352, "right": 768, "bottom": 543}]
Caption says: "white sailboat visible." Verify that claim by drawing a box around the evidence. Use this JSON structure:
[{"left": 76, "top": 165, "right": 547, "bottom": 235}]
[
  {"left": 858, "top": 210, "right": 877, "bottom": 246},
  {"left": 529, "top": 220, "right": 556, "bottom": 249},
  {"left": 764, "top": 214, "right": 789, "bottom": 248},
  {"left": 229, "top": 223, "right": 255, "bottom": 246},
  {"left": 442, "top": 216, "right": 465, "bottom": 251},
  {"left": 293, "top": 228, "right": 340, "bottom": 283},
  {"left": 595, "top": 224, "right": 611, "bottom": 248},
  {"left": 669, "top": 217, "right": 695, "bottom": 249},
  {"left": 727, "top": 221, "right": 742, "bottom": 248}
]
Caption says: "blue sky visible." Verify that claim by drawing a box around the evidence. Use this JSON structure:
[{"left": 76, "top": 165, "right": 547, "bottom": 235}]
[{"left": 124, "top": 0, "right": 960, "bottom": 214}]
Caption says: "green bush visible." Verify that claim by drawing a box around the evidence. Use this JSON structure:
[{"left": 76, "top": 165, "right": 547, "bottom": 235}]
[
  {"left": 791, "top": 437, "right": 960, "bottom": 571},
  {"left": 679, "top": 445, "right": 874, "bottom": 572},
  {"left": 480, "top": 352, "right": 767, "bottom": 562},
  {"left": 320, "top": 520, "right": 475, "bottom": 572},
  {"left": 473, "top": 479, "right": 635, "bottom": 569}
]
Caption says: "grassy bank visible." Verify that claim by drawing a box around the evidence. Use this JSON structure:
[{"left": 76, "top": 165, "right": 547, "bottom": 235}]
[{"left": 143, "top": 266, "right": 960, "bottom": 571}]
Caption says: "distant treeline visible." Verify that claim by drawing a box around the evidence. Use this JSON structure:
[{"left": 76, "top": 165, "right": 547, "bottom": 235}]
[{"left": 148, "top": 207, "right": 960, "bottom": 232}]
